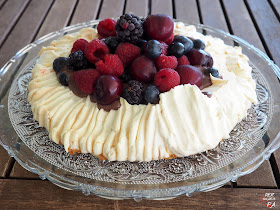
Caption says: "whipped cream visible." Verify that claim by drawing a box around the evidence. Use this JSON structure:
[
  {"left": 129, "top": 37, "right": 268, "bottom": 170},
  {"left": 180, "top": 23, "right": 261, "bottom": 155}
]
[{"left": 28, "top": 23, "right": 257, "bottom": 161}]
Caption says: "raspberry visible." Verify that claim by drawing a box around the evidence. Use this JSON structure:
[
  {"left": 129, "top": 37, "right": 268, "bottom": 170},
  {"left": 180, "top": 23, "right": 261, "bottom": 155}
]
[
  {"left": 73, "top": 69, "right": 101, "bottom": 95},
  {"left": 115, "top": 42, "right": 141, "bottom": 67},
  {"left": 177, "top": 55, "right": 190, "bottom": 66},
  {"left": 159, "top": 41, "right": 168, "bottom": 55},
  {"left": 154, "top": 68, "right": 180, "bottom": 92},
  {"left": 84, "top": 39, "right": 110, "bottom": 64},
  {"left": 96, "top": 54, "right": 124, "bottom": 76},
  {"left": 97, "top": 18, "right": 117, "bottom": 37},
  {"left": 71, "top": 39, "right": 89, "bottom": 53},
  {"left": 156, "top": 55, "right": 178, "bottom": 70},
  {"left": 164, "top": 32, "right": 174, "bottom": 45}
]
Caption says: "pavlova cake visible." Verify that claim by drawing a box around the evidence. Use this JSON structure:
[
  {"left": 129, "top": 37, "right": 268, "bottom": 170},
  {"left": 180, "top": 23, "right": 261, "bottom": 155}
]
[{"left": 28, "top": 14, "right": 257, "bottom": 161}]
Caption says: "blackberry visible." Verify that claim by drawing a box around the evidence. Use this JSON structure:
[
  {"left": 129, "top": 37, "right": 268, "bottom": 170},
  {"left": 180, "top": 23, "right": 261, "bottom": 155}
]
[
  {"left": 115, "top": 14, "right": 144, "bottom": 43},
  {"left": 68, "top": 50, "right": 89, "bottom": 70},
  {"left": 122, "top": 80, "right": 144, "bottom": 105},
  {"left": 102, "top": 36, "right": 119, "bottom": 53}
]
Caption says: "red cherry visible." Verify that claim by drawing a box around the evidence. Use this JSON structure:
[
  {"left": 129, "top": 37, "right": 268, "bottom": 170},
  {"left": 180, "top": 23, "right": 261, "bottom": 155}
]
[
  {"left": 186, "top": 49, "right": 213, "bottom": 67},
  {"left": 144, "top": 14, "right": 174, "bottom": 41},
  {"left": 176, "top": 65, "right": 203, "bottom": 87},
  {"left": 130, "top": 55, "right": 157, "bottom": 83},
  {"left": 94, "top": 75, "right": 123, "bottom": 105}
]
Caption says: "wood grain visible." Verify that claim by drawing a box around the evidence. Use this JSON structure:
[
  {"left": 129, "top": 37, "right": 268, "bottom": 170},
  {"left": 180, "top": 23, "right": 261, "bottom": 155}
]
[
  {"left": 175, "top": 0, "right": 200, "bottom": 24},
  {"left": 125, "top": 0, "right": 148, "bottom": 17},
  {"left": 151, "top": 0, "right": 173, "bottom": 17},
  {"left": 9, "top": 162, "right": 40, "bottom": 179},
  {"left": 0, "top": 0, "right": 30, "bottom": 46},
  {"left": 0, "top": 0, "right": 6, "bottom": 8},
  {"left": 246, "top": 0, "right": 280, "bottom": 67},
  {"left": 70, "top": 0, "right": 101, "bottom": 25},
  {"left": 98, "top": 0, "right": 125, "bottom": 19},
  {"left": 0, "top": 179, "right": 279, "bottom": 209}
]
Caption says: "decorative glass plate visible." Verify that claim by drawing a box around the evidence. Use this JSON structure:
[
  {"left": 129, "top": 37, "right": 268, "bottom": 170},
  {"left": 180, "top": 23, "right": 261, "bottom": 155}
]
[{"left": 1, "top": 20, "right": 280, "bottom": 201}]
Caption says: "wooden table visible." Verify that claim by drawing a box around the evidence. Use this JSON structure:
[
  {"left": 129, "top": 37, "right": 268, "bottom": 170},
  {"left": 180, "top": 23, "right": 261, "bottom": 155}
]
[{"left": 0, "top": 0, "right": 280, "bottom": 209}]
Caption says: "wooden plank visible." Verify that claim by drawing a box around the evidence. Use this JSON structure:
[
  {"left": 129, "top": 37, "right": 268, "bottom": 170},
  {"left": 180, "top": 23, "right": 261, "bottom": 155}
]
[
  {"left": 236, "top": 160, "right": 277, "bottom": 188},
  {"left": 9, "top": 162, "right": 40, "bottom": 179},
  {"left": 35, "top": 0, "right": 77, "bottom": 38},
  {"left": 174, "top": 0, "right": 200, "bottom": 24},
  {"left": 0, "top": 0, "right": 30, "bottom": 46},
  {"left": 0, "top": 0, "right": 6, "bottom": 9},
  {"left": 0, "top": 147, "right": 11, "bottom": 178},
  {"left": 125, "top": 0, "right": 148, "bottom": 17},
  {"left": 0, "top": 179, "right": 279, "bottom": 209},
  {"left": 270, "top": 0, "right": 280, "bottom": 18},
  {"left": 98, "top": 0, "right": 125, "bottom": 19},
  {"left": 151, "top": 0, "right": 173, "bottom": 17},
  {"left": 70, "top": 0, "right": 101, "bottom": 25},
  {"left": 246, "top": 0, "right": 280, "bottom": 67}
]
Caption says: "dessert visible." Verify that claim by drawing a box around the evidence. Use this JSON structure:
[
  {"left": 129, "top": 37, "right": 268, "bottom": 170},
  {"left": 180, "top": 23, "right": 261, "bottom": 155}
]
[{"left": 28, "top": 14, "right": 257, "bottom": 162}]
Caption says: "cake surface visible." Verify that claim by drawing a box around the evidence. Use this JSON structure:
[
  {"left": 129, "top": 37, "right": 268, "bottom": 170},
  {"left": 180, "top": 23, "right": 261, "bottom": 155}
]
[{"left": 28, "top": 21, "right": 257, "bottom": 161}]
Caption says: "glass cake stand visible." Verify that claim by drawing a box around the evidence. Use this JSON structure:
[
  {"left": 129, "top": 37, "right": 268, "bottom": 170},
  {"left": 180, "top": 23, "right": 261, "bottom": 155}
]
[{"left": 1, "top": 20, "right": 280, "bottom": 201}]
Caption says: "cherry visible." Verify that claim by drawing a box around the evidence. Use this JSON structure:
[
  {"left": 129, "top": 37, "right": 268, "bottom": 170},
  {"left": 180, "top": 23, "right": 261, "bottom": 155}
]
[
  {"left": 130, "top": 55, "right": 157, "bottom": 83},
  {"left": 94, "top": 75, "right": 123, "bottom": 105},
  {"left": 186, "top": 49, "right": 213, "bottom": 67},
  {"left": 144, "top": 14, "right": 174, "bottom": 41},
  {"left": 176, "top": 65, "right": 203, "bottom": 87}
]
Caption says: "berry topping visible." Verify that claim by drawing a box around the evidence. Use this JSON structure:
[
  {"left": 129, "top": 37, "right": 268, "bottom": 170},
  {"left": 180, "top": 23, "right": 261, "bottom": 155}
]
[
  {"left": 156, "top": 55, "right": 178, "bottom": 70},
  {"left": 168, "top": 42, "right": 185, "bottom": 58},
  {"left": 71, "top": 39, "right": 89, "bottom": 53},
  {"left": 57, "top": 72, "right": 69, "bottom": 86},
  {"left": 122, "top": 80, "right": 144, "bottom": 105},
  {"left": 115, "top": 14, "right": 144, "bottom": 42},
  {"left": 73, "top": 69, "right": 101, "bottom": 95},
  {"left": 193, "top": 39, "right": 205, "bottom": 50},
  {"left": 119, "top": 68, "right": 132, "bottom": 83},
  {"left": 94, "top": 75, "right": 123, "bottom": 105},
  {"left": 154, "top": 68, "right": 180, "bottom": 92},
  {"left": 84, "top": 39, "right": 110, "bottom": 64},
  {"left": 130, "top": 55, "right": 157, "bottom": 83},
  {"left": 144, "top": 14, "right": 174, "bottom": 41},
  {"left": 164, "top": 32, "right": 174, "bottom": 45},
  {"left": 115, "top": 42, "right": 141, "bottom": 67},
  {"left": 96, "top": 54, "right": 124, "bottom": 76},
  {"left": 102, "top": 36, "right": 119, "bottom": 53},
  {"left": 68, "top": 50, "right": 90, "bottom": 71},
  {"left": 144, "top": 85, "right": 160, "bottom": 104},
  {"left": 97, "top": 18, "right": 117, "bottom": 37},
  {"left": 177, "top": 55, "right": 190, "bottom": 66},
  {"left": 135, "top": 39, "right": 147, "bottom": 53},
  {"left": 145, "top": 40, "right": 162, "bottom": 59},
  {"left": 53, "top": 57, "right": 68, "bottom": 73},
  {"left": 159, "top": 41, "right": 168, "bottom": 55},
  {"left": 173, "top": 35, "right": 193, "bottom": 53},
  {"left": 176, "top": 65, "right": 203, "bottom": 87},
  {"left": 187, "top": 49, "right": 213, "bottom": 67},
  {"left": 206, "top": 67, "right": 219, "bottom": 77}
]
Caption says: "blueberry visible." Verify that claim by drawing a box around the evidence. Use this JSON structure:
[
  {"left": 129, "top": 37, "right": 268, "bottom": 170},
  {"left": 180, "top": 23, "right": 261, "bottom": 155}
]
[
  {"left": 168, "top": 42, "right": 185, "bottom": 58},
  {"left": 144, "top": 85, "right": 160, "bottom": 104},
  {"left": 145, "top": 40, "right": 162, "bottom": 59},
  {"left": 102, "top": 36, "right": 119, "bottom": 53},
  {"left": 173, "top": 35, "right": 193, "bottom": 53},
  {"left": 206, "top": 67, "right": 219, "bottom": 77},
  {"left": 136, "top": 39, "right": 147, "bottom": 53},
  {"left": 193, "top": 39, "right": 205, "bottom": 50},
  {"left": 58, "top": 72, "right": 69, "bottom": 86},
  {"left": 53, "top": 57, "right": 68, "bottom": 73}
]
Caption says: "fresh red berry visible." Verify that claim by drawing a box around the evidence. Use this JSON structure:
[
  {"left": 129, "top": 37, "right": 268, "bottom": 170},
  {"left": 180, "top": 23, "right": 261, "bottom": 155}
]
[
  {"left": 96, "top": 54, "right": 124, "bottom": 76},
  {"left": 84, "top": 39, "right": 110, "bottom": 64},
  {"left": 97, "top": 18, "right": 117, "bottom": 37},
  {"left": 177, "top": 55, "right": 190, "bottom": 66},
  {"left": 130, "top": 55, "right": 157, "bottom": 83},
  {"left": 154, "top": 68, "right": 180, "bottom": 92},
  {"left": 156, "top": 55, "right": 178, "bottom": 70},
  {"left": 187, "top": 49, "right": 213, "bottom": 67},
  {"left": 71, "top": 39, "right": 89, "bottom": 53},
  {"left": 159, "top": 41, "right": 168, "bottom": 55},
  {"left": 176, "top": 65, "right": 203, "bottom": 87},
  {"left": 164, "top": 32, "right": 174, "bottom": 45},
  {"left": 115, "top": 42, "right": 141, "bottom": 67},
  {"left": 73, "top": 69, "right": 101, "bottom": 95}
]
